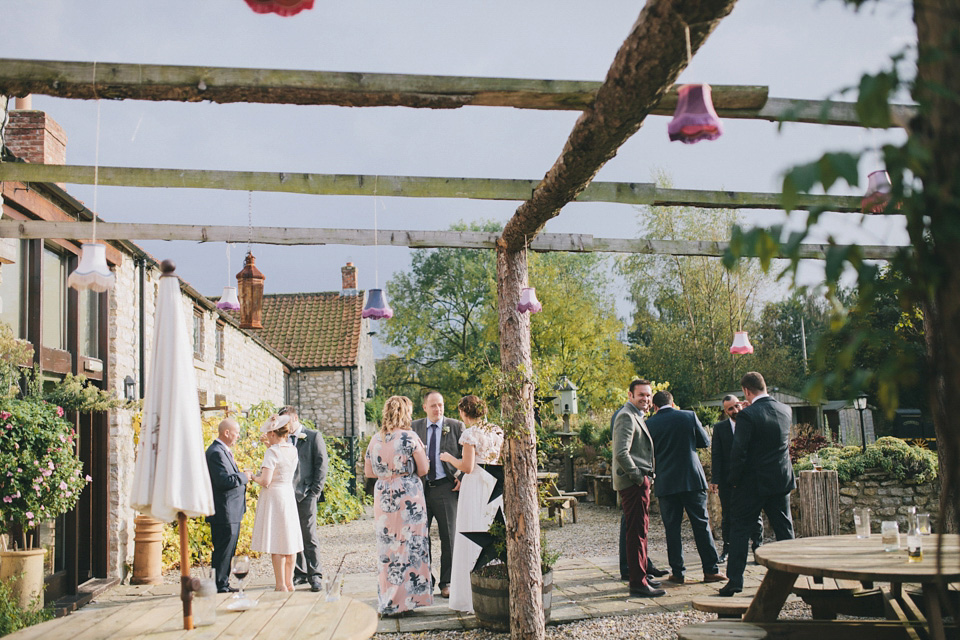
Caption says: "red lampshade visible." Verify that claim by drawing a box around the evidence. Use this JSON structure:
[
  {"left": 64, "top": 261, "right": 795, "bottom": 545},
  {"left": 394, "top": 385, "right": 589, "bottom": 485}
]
[
  {"left": 861, "top": 170, "right": 892, "bottom": 213},
  {"left": 517, "top": 287, "right": 543, "bottom": 314},
  {"left": 667, "top": 84, "right": 723, "bottom": 144},
  {"left": 362, "top": 289, "right": 394, "bottom": 320},
  {"left": 244, "top": 0, "right": 314, "bottom": 17},
  {"left": 729, "top": 331, "right": 754, "bottom": 355}
]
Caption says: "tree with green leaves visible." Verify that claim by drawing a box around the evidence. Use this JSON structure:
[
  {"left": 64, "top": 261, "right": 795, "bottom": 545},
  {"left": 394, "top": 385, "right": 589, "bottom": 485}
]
[{"left": 749, "top": 289, "right": 831, "bottom": 392}]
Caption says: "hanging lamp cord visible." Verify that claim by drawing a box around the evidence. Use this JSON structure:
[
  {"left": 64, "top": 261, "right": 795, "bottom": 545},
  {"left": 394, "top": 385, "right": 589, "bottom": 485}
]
[{"left": 91, "top": 61, "right": 101, "bottom": 244}]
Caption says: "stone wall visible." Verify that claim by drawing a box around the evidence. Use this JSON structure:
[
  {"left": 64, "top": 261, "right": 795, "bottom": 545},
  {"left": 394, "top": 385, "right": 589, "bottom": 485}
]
[
  {"left": 836, "top": 470, "right": 940, "bottom": 534},
  {"left": 287, "top": 369, "right": 359, "bottom": 438}
]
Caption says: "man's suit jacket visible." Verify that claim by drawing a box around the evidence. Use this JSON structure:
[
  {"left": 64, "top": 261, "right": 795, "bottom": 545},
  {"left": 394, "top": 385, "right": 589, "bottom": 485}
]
[
  {"left": 728, "top": 396, "right": 796, "bottom": 496},
  {"left": 411, "top": 416, "right": 464, "bottom": 480},
  {"left": 612, "top": 402, "right": 655, "bottom": 492},
  {"left": 710, "top": 418, "right": 734, "bottom": 487},
  {"left": 205, "top": 440, "right": 248, "bottom": 525},
  {"left": 292, "top": 427, "right": 329, "bottom": 504},
  {"left": 645, "top": 406, "right": 710, "bottom": 498}
]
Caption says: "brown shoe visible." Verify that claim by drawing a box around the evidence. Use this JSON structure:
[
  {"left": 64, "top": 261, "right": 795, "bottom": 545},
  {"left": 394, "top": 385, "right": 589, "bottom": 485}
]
[
  {"left": 439, "top": 586, "right": 450, "bottom": 598},
  {"left": 702, "top": 573, "right": 727, "bottom": 583},
  {"left": 668, "top": 574, "right": 684, "bottom": 584}
]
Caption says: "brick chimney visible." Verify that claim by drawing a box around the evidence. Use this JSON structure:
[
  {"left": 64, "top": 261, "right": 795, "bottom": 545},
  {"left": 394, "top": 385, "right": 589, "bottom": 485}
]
[
  {"left": 341, "top": 262, "right": 358, "bottom": 295},
  {"left": 5, "top": 110, "right": 67, "bottom": 165}
]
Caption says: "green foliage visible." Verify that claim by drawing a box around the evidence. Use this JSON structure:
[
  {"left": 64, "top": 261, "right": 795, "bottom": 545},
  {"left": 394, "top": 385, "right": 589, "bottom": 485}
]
[
  {"left": 795, "top": 437, "right": 938, "bottom": 483},
  {"left": 578, "top": 421, "right": 597, "bottom": 447},
  {"left": 317, "top": 436, "right": 369, "bottom": 525},
  {"left": 0, "top": 398, "right": 89, "bottom": 548},
  {"left": 0, "top": 577, "right": 52, "bottom": 636},
  {"left": 0, "top": 323, "right": 31, "bottom": 398},
  {"left": 476, "top": 518, "right": 559, "bottom": 577},
  {"left": 693, "top": 404, "right": 721, "bottom": 428},
  {"left": 29, "top": 372, "right": 132, "bottom": 413}
]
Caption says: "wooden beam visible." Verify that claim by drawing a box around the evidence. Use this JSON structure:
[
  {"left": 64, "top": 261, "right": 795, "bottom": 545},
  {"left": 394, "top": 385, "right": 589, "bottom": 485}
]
[
  {"left": 0, "top": 220, "right": 903, "bottom": 259},
  {"left": 0, "top": 58, "right": 915, "bottom": 126},
  {"left": 0, "top": 163, "right": 865, "bottom": 212}
]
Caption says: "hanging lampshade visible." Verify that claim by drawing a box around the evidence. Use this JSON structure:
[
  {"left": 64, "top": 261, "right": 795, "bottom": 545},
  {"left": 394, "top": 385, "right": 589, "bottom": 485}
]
[
  {"left": 729, "top": 331, "right": 754, "bottom": 355},
  {"left": 861, "top": 170, "right": 892, "bottom": 213},
  {"left": 361, "top": 288, "right": 394, "bottom": 319},
  {"left": 68, "top": 243, "right": 115, "bottom": 292},
  {"left": 517, "top": 287, "right": 543, "bottom": 314},
  {"left": 236, "top": 252, "right": 265, "bottom": 329},
  {"left": 216, "top": 286, "right": 241, "bottom": 311},
  {"left": 244, "top": 0, "right": 314, "bottom": 16},
  {"left": 667, "top": 84, "right": 723, "bottom": 144}
]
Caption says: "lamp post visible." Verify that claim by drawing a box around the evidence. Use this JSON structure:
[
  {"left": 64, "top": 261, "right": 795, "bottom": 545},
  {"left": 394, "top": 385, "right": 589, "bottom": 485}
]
[
  {"left": 853, "top": 394, "right": 869, "bottom": 452},
  {"left": 552, "top": 376, "right": 578, "bottom": 492}
]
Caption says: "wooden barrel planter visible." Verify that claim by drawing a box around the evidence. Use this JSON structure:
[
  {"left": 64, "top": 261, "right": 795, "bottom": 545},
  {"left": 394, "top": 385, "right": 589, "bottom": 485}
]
[{"left": 470, "top": 568, "right": 553, "bottom": 631}]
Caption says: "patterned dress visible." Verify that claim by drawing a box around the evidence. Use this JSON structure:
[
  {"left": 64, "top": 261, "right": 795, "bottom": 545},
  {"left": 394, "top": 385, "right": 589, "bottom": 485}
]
[
  {"left": 365, "top": 429, "right": 433, "bottom": 614},
  {"left": 448, "top": 423, "right": 505, "bottom": 612}
]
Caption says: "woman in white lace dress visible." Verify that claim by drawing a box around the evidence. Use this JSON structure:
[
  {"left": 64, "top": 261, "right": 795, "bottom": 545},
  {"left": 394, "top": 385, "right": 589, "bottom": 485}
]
[
  {"left": 439, "top": 395, "right": 504, "bottom": 612},
  {"left": 250, "top": 414, "right": 304, "bottom": 591}
]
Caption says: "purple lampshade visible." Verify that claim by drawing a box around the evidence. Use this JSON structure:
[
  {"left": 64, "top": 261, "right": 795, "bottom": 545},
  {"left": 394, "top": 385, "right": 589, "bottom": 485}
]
[
  {"left": 861, "top": 170, "right": 892, "bottom": 213},
  {"left": 68, "top": 243, "right": 115, "bottom": 292},
  {"left": 517, "top": 287, "right": 543, "bottom": 314},
  {"left": 362, "top": 288, "right": 394, "bottom": 319},
  {"left": 216, "top": 286, "right": 241, "bottom": 311},
  {"left": 729, "top": 331, "right": 754, "bottom": 355},
  {"left": 668, "top": 84, "right": 723, "bottom": 144}
]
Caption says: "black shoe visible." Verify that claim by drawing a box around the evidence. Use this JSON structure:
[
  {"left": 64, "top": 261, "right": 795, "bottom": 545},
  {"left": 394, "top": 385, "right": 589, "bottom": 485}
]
[
  {"left": 717, "top": 584, "right": 743, "bottom": 597},
  {"left": 217, "top": 586, "right": 238, "bottom": 593},
  {"left": 645, "top": 577, "right": 661, "bottom": 588},
  {"left": 647, "top": 566, "right": 668, "bottom": 578},
  {"left": 309, "top": 575, "right": 323, "bottom": 592},
  {"left": 718, "top": 551, "right": 728, "bottom": 564},
  {"left": 293, "top": 574, "right": 309, "bottom": 586},
  {"left": 629, "top": 584, "right": 665, "bottom": 598}
]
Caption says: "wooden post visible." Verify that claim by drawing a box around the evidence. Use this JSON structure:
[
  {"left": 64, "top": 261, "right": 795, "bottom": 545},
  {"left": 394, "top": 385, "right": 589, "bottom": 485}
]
[
  {"left": 798, "top": 470, "right": 839, "bottom": 538},
  {"left": 178, "top": 512, "right": 194, "bottom": 631}
]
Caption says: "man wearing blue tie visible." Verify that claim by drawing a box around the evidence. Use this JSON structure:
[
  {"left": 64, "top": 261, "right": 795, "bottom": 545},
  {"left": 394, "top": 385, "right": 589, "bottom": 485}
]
[
  {"left": 205, "top": 418, "right": 251, "bottom": 593},
  {"left": 411, "top": 391, "right": 464, "bottom": 598}
]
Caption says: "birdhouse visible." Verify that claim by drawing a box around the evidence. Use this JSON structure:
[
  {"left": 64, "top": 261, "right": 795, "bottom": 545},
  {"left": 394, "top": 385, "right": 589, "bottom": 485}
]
[
  {"left": 552, "top": 376, "right": 578, "bottom": 416},
  {"left": 236, "top": 252, "right": 265, "bottom": 329}
]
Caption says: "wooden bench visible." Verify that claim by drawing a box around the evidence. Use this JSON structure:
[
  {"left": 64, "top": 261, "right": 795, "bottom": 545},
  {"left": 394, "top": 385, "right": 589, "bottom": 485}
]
[
  {"left": 679, "top": 620, "right": 958, "bottom": 640},
  {"left": 692, "top": 596, "right": 754, "bottom": 619},
  {"left": 677, "top": 621, "right": 767, "bottom": 639},
  {"left": 792, "top": 575, "right": 883, "bottom": 620},
  {"left": 543, "top": 482, "right": 587, "bottom": 526}
]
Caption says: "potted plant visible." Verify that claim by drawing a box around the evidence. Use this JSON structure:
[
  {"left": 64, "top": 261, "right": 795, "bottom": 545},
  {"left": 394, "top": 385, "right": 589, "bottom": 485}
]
[
  {"left": 0, "top": 397, "right": 90, "bottom": 609},
  {"left": 469, "top": 517, "right": 560, "bottom": 632}
]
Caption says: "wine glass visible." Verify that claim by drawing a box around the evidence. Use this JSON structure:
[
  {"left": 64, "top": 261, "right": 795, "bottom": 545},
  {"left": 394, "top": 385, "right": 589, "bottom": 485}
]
[{"left": 228, "top": 555, "right": 253, "bottom": 609}]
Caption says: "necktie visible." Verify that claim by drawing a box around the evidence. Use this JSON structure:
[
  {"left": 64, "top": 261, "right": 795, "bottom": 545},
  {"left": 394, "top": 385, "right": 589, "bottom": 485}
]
[{"left": 428, "top": 424, "right": 438, "bottom": 481}]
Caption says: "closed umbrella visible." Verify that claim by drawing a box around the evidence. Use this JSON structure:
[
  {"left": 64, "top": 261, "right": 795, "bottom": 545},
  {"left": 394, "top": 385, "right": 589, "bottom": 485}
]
[{"left": 130, "top": 260, "right": 215, "bottom": 630}]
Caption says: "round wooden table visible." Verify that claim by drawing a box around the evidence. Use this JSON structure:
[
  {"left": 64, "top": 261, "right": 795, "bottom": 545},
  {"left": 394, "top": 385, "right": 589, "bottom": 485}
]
[{"left": 747, "top": 533, "right": 960, "bottom": 640}]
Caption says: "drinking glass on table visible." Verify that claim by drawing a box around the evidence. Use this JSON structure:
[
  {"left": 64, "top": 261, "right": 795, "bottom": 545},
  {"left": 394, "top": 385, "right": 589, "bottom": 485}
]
[
  {"left": 226, "top": 555, "right": 256, "bottom": 610},
  {"left": 881, "top": 521, "right": 900, "bottom": 552},
  {"left": 917, "top": 513, "right": 931, "bottom": 535},
  {"left": 853, "top": 507, "right": 871, "bottom": 538}
]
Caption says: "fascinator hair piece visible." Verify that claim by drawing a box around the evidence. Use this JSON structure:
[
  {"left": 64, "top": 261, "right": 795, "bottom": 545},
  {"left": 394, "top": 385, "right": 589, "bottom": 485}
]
[{"left": 260, "top": 414, "right": 292, "bottom": 434}]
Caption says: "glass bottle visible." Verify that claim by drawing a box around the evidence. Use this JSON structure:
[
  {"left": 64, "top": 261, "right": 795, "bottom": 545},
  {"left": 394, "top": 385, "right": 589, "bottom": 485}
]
[{"left": 906, "top": 507, "right": 923, "bottom": 563}]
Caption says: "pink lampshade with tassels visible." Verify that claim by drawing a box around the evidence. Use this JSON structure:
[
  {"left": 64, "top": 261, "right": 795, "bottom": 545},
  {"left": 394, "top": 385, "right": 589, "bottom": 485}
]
[
  {"left": 362, "top": 288, "right": 394, "bottom": 320},
  {"left": 861, "top": 170, "right": 892, "bottom": 213},
  {"left": 216, "top": 286, "right": 241, "bottom": 311},
  {"left": 244, "top": 0, "right": 314, "bottom": 16},
  {"left": 517, "top": 287, "right": 543, "bottom": 314},
  {"left": 729, "top": 331, "right": 754, "bottom": 355},
  {"left": 668, "top": 84, "right": 723, "bottom": 144}
]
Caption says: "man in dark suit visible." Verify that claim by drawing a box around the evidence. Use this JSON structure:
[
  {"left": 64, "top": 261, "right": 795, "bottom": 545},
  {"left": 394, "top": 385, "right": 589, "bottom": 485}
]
[
  {"left": 718, "top": 372, "right": 796, "bottom": 596},
  {"left": 612, "top": 379, "right": 665, "bottom": 598},
  {"left": 279, "top": 406, "right": 329, "bottom": 593},
  {"left": 646, "top": 391, "right": 725, "bottom": 585},
  {"left": 411, "top": 390, "right": 464, "bottom": 598},
  {"left": 710, "top": 394, "right": 762, "bottom": 564},
  {"left": 205, "top": 418, "right": 251, "bottom": 593}
]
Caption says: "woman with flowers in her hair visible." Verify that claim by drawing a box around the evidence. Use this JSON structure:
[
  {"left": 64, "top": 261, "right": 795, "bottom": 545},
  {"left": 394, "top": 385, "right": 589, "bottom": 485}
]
[{"left": 249, "top": 414, "right": 303, "bottom": 591}]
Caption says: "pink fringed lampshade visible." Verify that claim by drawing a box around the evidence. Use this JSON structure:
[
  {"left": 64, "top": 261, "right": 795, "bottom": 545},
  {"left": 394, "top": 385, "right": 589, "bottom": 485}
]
[
  {"left": 244, "top": 0, "right": 314, "bottom": 16},
  {"left": 362, "top": 288, "right": 394, "bottom": 320},
  {"left": 216, "top": 286, "right": 241, "bottom": 311},
  {"left": 861, "top": 170, "right": 892, "bottom": 213},
  {"left": 668, "top": 84, "right": 723, "bottom": 144},
  {"left": 517, "top": 287, "right": 543, "bottom": 314},
  {"left": 729, "top": 331, "right": 754, "bottom": 355},
  {"left": 68, "top": 243, "right": 115, "bottom": 292}
]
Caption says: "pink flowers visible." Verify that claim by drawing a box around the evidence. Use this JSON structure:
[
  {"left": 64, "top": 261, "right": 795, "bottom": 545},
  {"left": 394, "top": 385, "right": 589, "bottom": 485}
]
[
  {"left": 0, "top": 411, "right": 10, "bottom": 421},
  {"left": 59, "top": 481, "right": 68, "bottom": 490},
  {"left": 42, "top": 469, "right": 52, "bottom": 477},
  {"left": 25, "top": 511, "right": 33, "bottom": 519},
  {"left": 56, "top": 406, "right": 64, "bottom": 417},
  {"left": 2, "top": 496, "right": 11, "bottom": 503},
  {"left": 85, "top": 475, "right": 92, "bottom": 482}
]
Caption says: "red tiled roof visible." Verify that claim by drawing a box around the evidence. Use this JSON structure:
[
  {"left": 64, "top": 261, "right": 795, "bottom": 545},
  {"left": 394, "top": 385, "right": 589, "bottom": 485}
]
[{"left": 248, "top": 292, "right": 364, "bottom": 368}]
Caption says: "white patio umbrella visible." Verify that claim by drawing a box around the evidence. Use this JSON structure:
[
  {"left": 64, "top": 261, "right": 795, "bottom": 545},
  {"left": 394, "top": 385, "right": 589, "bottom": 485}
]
[{"left": 130, "top": 260, "right": 215, "bottom": 630}]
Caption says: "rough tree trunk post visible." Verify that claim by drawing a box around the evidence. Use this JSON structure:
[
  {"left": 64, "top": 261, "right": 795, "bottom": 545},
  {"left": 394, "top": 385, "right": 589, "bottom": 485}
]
[
  {"left": 913, "top": 0, "right": 960, "bottom": 535},
  {"left": 496, "top": 243, "right": 544, "bottom": 640}
]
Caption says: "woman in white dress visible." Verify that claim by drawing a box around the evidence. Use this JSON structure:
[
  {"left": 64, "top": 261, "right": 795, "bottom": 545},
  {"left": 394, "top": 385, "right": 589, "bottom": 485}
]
[
  {"left": 439, "top": 395, "right": 504, "bottom": 613},
  {"left": 250, "top": 414, "right": 304, "bottom": 591}
]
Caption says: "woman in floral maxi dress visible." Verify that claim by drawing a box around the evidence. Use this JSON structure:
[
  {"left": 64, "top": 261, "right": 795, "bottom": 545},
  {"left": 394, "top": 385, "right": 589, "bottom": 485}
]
[{"left": 364, "top": 396, "right": 433, "bottom": 616}]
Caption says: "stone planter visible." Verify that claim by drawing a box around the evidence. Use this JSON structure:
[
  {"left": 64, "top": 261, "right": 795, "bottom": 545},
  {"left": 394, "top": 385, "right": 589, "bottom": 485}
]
[
  {"left": 131, "top": 515, "right": 164, "bottom": 585},
  {"left": 471, "top": 568, "right": 553, "bottom": 631},
  {"left": 0, "top": 548, "right": 47, "bottom": 610}
]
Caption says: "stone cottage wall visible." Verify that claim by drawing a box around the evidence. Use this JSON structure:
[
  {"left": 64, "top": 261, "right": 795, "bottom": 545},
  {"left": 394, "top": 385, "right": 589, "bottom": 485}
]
[
  {"left": 288, "top": 369, "right": 354, "bottom": 437},
  {"left": 836, "top": 470, "right": 940, "bottom": 534}
]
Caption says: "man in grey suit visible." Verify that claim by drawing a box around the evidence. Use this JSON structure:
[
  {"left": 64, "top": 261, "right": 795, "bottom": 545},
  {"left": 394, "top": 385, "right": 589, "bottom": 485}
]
[
  {"left": 279, "top": 406, "right": 329, "bottom": 593},
  {"left": 645, "top": 391, "right": 725, "bottom": 585},
  {"left": 612, "top": 379, "right": 664, "bottom": 598},
  {"left": 205, "top": 418, "right": 251, "bottom": 593},
  {"left": 718, "top": 372, "right": 796, "bottom": 596},
  {"left": 411, "top": 390, "right": 464, "bottom": 598}
]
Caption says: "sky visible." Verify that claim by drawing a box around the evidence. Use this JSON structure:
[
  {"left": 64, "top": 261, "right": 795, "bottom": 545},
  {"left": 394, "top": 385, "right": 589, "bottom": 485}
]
[{"left": 1, "top": 0, "right": 917, "bottom": 355}]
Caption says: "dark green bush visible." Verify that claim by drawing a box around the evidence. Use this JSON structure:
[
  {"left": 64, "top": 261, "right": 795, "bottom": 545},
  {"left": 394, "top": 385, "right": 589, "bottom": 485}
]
[
  {"left": 0, "top": 577, "right": 52, "bottom": 637},
  {"left": 795, "top": 436, "right": 938, "bottom": 483}
]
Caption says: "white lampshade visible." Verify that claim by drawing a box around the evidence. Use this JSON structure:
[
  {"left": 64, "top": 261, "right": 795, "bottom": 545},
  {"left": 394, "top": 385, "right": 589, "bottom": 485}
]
[
  {"left": 68, "top": 243, "right": 115, "bottom": 292},
  {"left": 216, "top": 286, "right": 241, "bottom": 311},
  {"left": 517, "top": 287, "right": 543, "bottom": 314},
  {"left": 729, "top": 331, "right": 754, "bottom": 355}
]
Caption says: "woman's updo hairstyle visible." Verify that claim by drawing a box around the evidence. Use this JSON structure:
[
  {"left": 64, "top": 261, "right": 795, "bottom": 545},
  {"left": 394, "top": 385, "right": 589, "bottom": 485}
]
[
  {"left": 457, "top": 395, "right": 487, "bottom": 421},
  {"left": 273, "top": 424, "right": 290, "bottom": 439},
  {"left": 382, "top": 395, "right": 413, "bottom": 433}
]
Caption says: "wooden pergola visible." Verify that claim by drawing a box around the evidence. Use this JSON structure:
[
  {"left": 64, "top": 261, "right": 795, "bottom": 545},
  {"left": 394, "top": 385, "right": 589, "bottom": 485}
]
[{"left": 0, "top": 2, "right": 916, "bottom": 638}]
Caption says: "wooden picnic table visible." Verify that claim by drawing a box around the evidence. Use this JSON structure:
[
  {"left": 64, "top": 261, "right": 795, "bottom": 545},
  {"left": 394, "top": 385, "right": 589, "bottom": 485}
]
[
  {"left": 746, "top": 533, "right": 960, "bottom": 640},
  {"left": 6, "top": 589, "right": 378, "bottom": 640}
]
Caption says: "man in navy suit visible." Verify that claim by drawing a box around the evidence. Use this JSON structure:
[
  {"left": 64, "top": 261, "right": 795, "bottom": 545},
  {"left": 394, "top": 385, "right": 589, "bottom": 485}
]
[
  {"left": 205, "top": 418, "right": 251, "bottom": 593},
  {"left": 719, "top": 372, "right": 796, "bottom": 596},
  {"left": 645, "top": 391, "right": 725, "bottom": 585},
  {"left": 710, "top": 395, "right": 762, "bottom": 563}
]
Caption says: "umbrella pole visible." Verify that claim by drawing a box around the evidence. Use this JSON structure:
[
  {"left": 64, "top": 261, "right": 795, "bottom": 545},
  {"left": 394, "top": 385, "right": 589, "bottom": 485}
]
[{"left": 178, "top": 511, "right": 194, "bottom": 630}]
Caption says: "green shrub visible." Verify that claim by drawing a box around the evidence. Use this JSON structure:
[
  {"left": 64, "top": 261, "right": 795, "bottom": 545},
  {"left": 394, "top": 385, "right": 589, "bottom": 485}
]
[
  {"left": 578, "top": 421, "right": 597, "bottom": 447},
  {"left": 795, "top": 437, "right": 938, "bottom": 483},
  {"left": 0, "top": 576, "right": 52, "bottom": 636},
  {"left": 693, "top": 404, "right": 721, "bottom": 429}
]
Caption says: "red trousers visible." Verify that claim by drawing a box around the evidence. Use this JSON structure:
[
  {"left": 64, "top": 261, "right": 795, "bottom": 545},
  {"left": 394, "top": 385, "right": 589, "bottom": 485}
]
[{"left": 619, "top": 477, "right": 651, "bottom": 590}]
